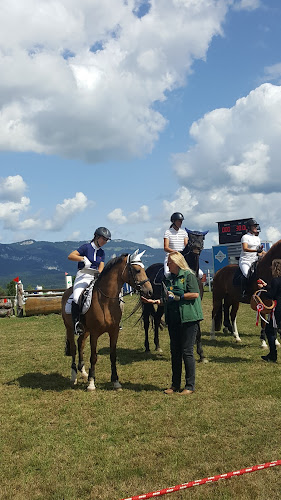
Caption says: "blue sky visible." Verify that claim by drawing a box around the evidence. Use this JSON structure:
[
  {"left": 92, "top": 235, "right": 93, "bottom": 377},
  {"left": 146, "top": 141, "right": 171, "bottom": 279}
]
[{"left": 1, "top": 0, "right": 281, "bottom": 249}]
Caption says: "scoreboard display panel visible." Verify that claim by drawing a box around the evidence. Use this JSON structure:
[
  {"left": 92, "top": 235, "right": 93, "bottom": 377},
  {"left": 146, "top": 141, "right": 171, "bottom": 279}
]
[{"left": 217, "top": 218, "right": 251, "bottom": 244}]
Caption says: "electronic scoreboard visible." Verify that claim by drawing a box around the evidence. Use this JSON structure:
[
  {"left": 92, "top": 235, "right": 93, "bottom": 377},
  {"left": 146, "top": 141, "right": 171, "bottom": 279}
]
[{"left": 217, "top": 218, "right": 252, "bottom": 244}]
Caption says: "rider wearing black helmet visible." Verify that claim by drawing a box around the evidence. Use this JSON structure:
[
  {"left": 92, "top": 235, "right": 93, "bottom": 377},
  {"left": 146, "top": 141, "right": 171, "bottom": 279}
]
[
  {"left": 164, "top": 212, "right": 188, "bottom": 277},
  {"left": 68, "top": 226, "right": 111, "bottom": 335},
  {"left": 239, "top": 218, "right": 266, "bottom": 298}
]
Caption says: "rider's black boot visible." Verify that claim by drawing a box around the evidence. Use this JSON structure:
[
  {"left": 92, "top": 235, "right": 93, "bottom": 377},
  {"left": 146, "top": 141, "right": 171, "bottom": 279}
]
[
  {"left": 71, "top": 301, "right": 84, "bottom": 336},
  {"left": 240, "top": 275, "right": 249, "bottom": 302}
]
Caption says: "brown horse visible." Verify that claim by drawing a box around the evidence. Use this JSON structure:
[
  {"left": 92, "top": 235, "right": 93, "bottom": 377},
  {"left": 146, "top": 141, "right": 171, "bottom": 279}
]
[
  {"left": 62, "top": 250, "right": 153, "bottom": 391},
  {"left": 210, "top": 239, "right": 281, "bottom": 344}
]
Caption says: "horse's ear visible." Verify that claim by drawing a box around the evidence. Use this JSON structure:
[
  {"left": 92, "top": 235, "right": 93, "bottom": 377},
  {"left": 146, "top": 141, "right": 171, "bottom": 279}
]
[
  {"left": 185, "top": 228, "right": 209, "bottom": 236},
  {"left": 129, "top": 249, "right": 139, "bottom": 262},
  {"left": 129, "top": 249, "right": 146, "bottom": 267},
  {"left": 138, "top": 250, "right": 146, "bottom": 260}
]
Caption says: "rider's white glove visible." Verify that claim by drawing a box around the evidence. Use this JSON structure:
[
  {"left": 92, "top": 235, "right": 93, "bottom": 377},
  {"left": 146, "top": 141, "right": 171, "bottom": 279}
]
[{"left": 83, "top": 256, "right": 92, "bottom": 268}]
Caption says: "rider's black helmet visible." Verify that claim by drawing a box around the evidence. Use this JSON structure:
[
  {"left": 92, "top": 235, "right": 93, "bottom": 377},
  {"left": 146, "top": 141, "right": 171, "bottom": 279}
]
[
  {"left": 170, "top": 212, "right": 184, "bottom": 223},
  {"left": 246, "top": 218, "right": 260, "bottom": 231},
  {"left": 94, "top": 227, "right": 111, "bottom": 240}
]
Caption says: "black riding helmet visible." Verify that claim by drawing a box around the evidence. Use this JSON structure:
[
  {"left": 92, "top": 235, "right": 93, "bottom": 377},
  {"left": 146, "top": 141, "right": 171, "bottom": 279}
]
[
  {"left": 170, "top": 212, "right": 184, "bottom": 223},
  {"left": 94, "top": 227, "right": 111, "bottom": 240},
  {"left": 246, "top": 218, "right": 261, "bottom": 232}
]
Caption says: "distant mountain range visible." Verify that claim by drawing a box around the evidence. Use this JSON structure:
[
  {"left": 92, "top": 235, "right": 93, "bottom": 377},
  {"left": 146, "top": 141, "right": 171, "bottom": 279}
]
[{"left": 0, "top": 239, "right": 213, "bottom": 289}]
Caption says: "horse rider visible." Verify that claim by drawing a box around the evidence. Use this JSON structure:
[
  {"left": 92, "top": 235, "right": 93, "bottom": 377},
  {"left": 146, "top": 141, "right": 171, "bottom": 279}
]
[
  {"left": 68, "top": 226, "right": 111, "bottom": 335},
  {"left": 239, "top": 218, "right": 266, "bottom": 298},
  {"left": 164, "top": 212, "right": 188, "bottom": 278}
]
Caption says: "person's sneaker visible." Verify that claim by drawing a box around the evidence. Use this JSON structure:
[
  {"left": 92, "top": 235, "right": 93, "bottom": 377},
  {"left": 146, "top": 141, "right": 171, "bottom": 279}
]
[
  {"left": 180, "top": 389, "right": 194, "bottom": 395},
  {"left": 261, "top": 355, "right": 277, "bottom": 363},
  {"left": 164, "top": 387, "right": 178, "bottom": 394},
  {"left": 74, "top": 321, "right": 84, "bottom": 336}
]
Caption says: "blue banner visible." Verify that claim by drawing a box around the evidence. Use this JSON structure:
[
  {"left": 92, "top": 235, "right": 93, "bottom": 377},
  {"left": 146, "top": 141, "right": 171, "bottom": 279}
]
[{"left": 213, "top": 245, "right": 229, "bottom": 273}]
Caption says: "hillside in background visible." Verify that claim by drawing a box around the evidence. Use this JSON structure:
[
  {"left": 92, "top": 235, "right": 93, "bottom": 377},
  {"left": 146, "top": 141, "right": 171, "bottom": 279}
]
[{"left": 0, "top": 239, "right": 213, "bottom": 289}]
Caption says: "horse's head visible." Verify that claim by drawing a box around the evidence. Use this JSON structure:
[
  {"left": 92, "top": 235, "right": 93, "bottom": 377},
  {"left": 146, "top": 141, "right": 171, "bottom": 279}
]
[
  {"left": 185, "top": 228, "right": 208, "bottom": 255},
  {"left": 126, "top": 250, "right": 153, "bottom": 298}
]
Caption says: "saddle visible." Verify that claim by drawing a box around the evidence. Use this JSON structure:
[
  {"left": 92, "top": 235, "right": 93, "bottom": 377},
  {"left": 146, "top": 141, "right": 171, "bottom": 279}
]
[
  {"left": 65, "top": 278, "right": 97, "bottom": 315},
  {"left": 232, "top": 261, "right": 257, "bottom": 288}
]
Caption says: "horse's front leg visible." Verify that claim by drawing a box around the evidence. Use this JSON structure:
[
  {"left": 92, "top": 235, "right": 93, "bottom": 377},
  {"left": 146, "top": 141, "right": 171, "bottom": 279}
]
[
  {"left": 87, "top": 334, "right": 98, "bottom": 391},
  {"left": 77, "top": 332, "right": 89, "bottom": 381},
  {"left": 110, "top": 330, "right": 122, "bottom": 391},
  {"left": 65, "top": 325, "right": 78, "bottom": 385}
]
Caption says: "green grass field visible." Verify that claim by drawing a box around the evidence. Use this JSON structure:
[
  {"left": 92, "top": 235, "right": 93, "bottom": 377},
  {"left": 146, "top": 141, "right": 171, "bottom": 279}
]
[{"left": 0, "top": 292, "right": 280, "bottom": 500}]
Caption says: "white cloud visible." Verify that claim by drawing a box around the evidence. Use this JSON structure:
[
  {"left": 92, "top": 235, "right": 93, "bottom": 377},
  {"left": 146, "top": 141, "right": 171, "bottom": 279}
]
[
  {"left": 173, "top": 84, "right": 281, "bottom": 193},
  {"left": 108, "top": 205, "right": 150, "bottom": 225},
  {"left": 0, "top": 175, "right": 27, "bottom": 201},
  {"left": 128, "top": 205, "right": 150, "bottom": 223},
  {"left": 108, "top": 208, "right": 127, "bottom": 225},
  {"left": 266, "top": 226, "right": 281, "bottom": 244},
  {"left": 0, "top": 197, "right": 30, "bottom": 229},
  {"left": 0, "top": 0, "right": 230, "bottom": 162},
  {"left": 163, "top": 186, "right": 198, "bottom": 219},
  {"left": 168, "top": 83, "right": 281, "bottom": 242},
  {"left": 232, "top": 0, "right": 261, "bottom": 11},
  {"left": 68, "top": 230, "right": 81, "bottom": 241},
  {"left": 144, "top": 237, "right": 162, "bottom": 248},
  {"left": 264, "top": 62, "right": 281, "bottom": 84},
  {"left": 45, "top": 192, "right": 89, "bottom": 231}
]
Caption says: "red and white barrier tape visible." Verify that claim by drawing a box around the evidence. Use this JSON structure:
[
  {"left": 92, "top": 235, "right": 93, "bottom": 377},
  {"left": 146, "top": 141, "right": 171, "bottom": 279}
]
[{"left": 121, "top": 460, "right": 281, "bottom": 500}]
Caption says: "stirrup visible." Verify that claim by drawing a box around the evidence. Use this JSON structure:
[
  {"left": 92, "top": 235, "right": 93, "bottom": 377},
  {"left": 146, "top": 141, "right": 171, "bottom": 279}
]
[{"left": 74, "top": 321, "right": 84, "bottom": 336}]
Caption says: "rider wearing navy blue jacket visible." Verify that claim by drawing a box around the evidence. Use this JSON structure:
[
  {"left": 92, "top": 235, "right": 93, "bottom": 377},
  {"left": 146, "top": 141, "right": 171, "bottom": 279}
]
[
  {"left": 68, "top": 227, "right": 111, "bottom": 335},
  {"left": 77, "top": 243, "right": 105, "bottom": 271}
]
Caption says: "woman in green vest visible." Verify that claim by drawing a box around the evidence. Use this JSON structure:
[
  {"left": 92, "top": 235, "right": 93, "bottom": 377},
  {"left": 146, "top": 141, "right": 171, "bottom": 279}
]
[{"left": 142, "top": 251, "right": 203, "bottom": 395}]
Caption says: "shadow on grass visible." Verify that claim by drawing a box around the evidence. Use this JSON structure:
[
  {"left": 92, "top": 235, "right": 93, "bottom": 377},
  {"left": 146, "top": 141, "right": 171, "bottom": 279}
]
[
  {"left": 98, "top": 346, "right": 169, "bottom": 364},
  {"left": 208, "top": 356, "right": 252, "bottom": 363},
  {"left": 200, "top": 337, "right": 246, "bottom": 348},
  {"left": 6, "top": 372, "right": 70, "bottom": 391},
  {"left": 97, "top": 380, "right": 161, "bottom": 392}
]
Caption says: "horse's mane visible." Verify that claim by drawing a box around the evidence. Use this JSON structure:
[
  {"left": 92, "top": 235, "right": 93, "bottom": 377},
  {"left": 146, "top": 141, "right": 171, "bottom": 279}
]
[
  {"left": 257, "top": 239, "right": 281, "bottom": 270},
  {"left": 95, "top": 254, "right": 128, "bottom": 284}
]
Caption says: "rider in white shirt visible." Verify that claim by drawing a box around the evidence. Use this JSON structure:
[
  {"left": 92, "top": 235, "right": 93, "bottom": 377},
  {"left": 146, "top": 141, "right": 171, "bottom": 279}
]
[
  {"left": 163, "top": 212, "right": 188, "bottom": 277},
  {"left": 239, "top": 218, "right": 266, "bottom": 297}
]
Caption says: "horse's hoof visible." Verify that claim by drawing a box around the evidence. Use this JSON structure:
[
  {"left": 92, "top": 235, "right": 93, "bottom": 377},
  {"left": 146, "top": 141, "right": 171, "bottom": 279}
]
[
  {"left": 201, "top": 358, "right": 209, "bottom": 364},
  {"left": 145, "top": 348, "right": 150, "bottom": 353},
  {"left": 156, "top": 347, "right": 163, "bottom": 353},
  {"left": 87, "top": 380, "right": 96, "bottom": 391},
  {"left": 223, "top": 327, "right": 228, "bottom": 334},
  {"left": 235, "top": 337, "right": 242, "bottom": 343},
  {"left": 113, "top": 381, "right": 122, "bottom": 391},
  {"left": 261, "top": 340, "right": 267, "bottom": 349},
  {"left": 275, "top": 339, "right": 281, "bottom": 347},
  {"left": 87, "top": 385, "right": 96, "bottom": 391}
]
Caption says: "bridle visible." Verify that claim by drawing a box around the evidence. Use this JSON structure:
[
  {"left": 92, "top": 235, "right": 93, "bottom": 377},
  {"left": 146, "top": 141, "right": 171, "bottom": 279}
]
[
  {"left": 97, "top": 257, "right": 149, "bottom": 300},
  {"left": 125, "top": 260, "right": 150, "bottom": 292}
]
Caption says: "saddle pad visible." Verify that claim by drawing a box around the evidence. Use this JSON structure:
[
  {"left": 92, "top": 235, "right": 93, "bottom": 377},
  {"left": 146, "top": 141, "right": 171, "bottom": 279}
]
[{"left": 64, "top": 279, "right": 96, "bottom": 315}]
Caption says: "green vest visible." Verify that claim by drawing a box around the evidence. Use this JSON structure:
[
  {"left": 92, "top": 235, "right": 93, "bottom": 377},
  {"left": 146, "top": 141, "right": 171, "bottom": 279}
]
[{"left": 164, "top": 269, "right": 203, "bottom": 324}]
